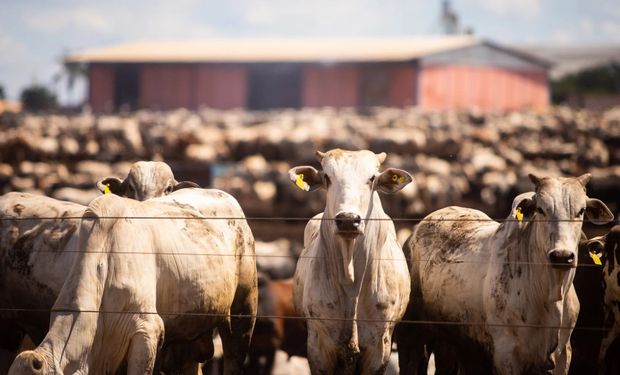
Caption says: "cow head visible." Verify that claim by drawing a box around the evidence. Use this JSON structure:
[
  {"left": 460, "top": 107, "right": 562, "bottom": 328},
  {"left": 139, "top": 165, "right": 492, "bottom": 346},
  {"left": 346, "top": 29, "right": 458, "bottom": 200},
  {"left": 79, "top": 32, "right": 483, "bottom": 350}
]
[
  {"left": 96, "top": 161, "right": 199, "bottom": 201},
  {"left": 515, "top": 173, "right": 613, "bottom": 269},
  {"left": 580, "top": 225, "right": 620, "bottom": 273},
  {"left": 289, "top": 149, "right": 412, "bottom": 239}
]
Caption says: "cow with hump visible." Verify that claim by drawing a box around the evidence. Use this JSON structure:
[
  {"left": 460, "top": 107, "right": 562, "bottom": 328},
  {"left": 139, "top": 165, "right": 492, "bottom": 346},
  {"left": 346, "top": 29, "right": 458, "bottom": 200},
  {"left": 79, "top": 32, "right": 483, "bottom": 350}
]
[
  {"left": 288, "top": 149, "right": 412, "bottom": 374},
  {"left": 396, "top": 173, "right": 614, "bottom": 375},
  {"left": 8, "top": 187, "right": 257, "bottom": 375},
  {"left": 0, "top": 161, "right": 197, "bottom": 373}
]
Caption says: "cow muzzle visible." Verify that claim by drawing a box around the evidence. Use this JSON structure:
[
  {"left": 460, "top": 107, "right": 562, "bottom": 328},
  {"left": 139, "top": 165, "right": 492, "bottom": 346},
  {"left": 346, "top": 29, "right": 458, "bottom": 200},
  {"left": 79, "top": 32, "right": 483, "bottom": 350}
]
[
  {"left": 8, "top": 351, "right": 47, "bottom": 375},
  {"left": 334, "top": 212, "right": 362, "bottom": 238},
  {"left": 548, "top": 249, "right": 576, "bottom": 268}
]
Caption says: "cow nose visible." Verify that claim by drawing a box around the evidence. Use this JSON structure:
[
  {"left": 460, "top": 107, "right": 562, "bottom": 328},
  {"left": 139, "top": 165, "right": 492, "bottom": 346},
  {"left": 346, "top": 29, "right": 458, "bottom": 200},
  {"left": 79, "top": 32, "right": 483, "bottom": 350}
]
[
  {"left": 548, "top": 249, "right": 576, "bottom": 267},
  {"left": 335, "top": 212, "right": 362, "bottom": 233}
]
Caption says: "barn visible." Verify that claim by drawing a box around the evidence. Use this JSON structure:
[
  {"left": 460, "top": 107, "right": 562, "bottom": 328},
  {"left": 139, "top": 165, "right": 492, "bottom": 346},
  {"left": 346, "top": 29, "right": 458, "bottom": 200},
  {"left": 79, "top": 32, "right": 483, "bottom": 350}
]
[{"left": 64, "top": 35, "right": 551, "bottom": 112}]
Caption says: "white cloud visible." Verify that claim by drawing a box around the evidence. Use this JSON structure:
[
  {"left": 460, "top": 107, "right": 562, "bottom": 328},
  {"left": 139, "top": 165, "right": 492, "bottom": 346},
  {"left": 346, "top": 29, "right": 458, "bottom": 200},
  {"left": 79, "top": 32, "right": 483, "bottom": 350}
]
[
  {"left": 549, "top": 30, "right": 575, "bottom": 44},
  {"left": 235, "top": 0, "right": 405, "bottom": 36},
  {"left": 0, "top": 34, "right": 28, "bottom": 64},
  {"left": 602, "top": 22, "right": 620, "bottom": 41},
  {"left": 21, "top": 0, "right": 215, "bottom": 39},
  {"left": 478, "top": 0, "right": 541, "bottom": 19},
  {"left": 24, "top": 6, "right": 114, "bottom": 34},
  {"left": 579, "top": 18, "right": 593, "bottom": 36}
]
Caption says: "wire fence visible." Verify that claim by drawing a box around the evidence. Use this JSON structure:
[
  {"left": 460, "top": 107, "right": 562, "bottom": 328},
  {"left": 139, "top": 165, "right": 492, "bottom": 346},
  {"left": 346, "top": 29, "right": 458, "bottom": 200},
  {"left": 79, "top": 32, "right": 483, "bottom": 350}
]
[
  {"left": 2, "top": 215, "right": 616, "bottom": 223},
  {"left": 0, "top": 308, "right": 610, "bottom": 332},
  {"left": 1, "top": 214, "right": 616, "bottom": 332},
  {"left": 2, "top": 215, "right": 613, "bottom": 267}
]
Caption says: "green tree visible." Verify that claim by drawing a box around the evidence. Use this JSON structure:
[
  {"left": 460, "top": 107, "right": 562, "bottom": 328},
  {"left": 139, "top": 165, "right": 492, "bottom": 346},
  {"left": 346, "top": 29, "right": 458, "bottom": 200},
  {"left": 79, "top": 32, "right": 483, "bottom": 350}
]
[
  {"left": 20, "top": 84, "right": 58, "bottom": 112},
  {"left": 551, "top": 62, "right": 620, "bottom": 104}
]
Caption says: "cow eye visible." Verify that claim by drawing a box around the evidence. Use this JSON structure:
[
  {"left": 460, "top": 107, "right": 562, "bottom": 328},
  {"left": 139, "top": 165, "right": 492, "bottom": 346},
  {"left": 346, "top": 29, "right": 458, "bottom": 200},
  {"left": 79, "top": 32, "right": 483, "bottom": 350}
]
[
  {"left": 165, "top": 185, "right": 173, "bottom": 194},
  {"left": 577, "top": 207, "right": 586, "bottom": 216},
  {"left": 369, "top": 176, "right": 375, "bottom": 185},
  {"left": 536, "top": 207, "right": 545, "bottom": 216}
]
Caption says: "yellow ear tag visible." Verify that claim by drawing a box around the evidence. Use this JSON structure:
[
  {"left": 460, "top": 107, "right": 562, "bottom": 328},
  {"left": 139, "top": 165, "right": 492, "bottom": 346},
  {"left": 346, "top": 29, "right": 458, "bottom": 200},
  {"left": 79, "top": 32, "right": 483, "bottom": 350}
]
[
  {"left": 295, "top": 174, "right": 309, "bottom": 191},
  {"left": 589, "top": 251, "right": 602, "bottom": 266},
  {"left": 392, "top": 174, "right": 398, "bottom": 182},
  {"left": 103, "top": 183, "right": 112, "bottom": 195},
  {"left": 515, "top": 207, "right": 523, "bottom": 222},
  {"left": 398, "top": 176, "right": 406, "bottom": 184}
]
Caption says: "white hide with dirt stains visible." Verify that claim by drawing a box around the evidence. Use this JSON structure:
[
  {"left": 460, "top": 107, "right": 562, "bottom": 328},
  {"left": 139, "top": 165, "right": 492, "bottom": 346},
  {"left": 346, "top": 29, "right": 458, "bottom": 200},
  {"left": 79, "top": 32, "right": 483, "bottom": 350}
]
[
  {"left": 400, "top": 174, "right": 613, "bottom": 375},
  {"left": 289, "top": 149, "right": 412, "bottom": 374}
]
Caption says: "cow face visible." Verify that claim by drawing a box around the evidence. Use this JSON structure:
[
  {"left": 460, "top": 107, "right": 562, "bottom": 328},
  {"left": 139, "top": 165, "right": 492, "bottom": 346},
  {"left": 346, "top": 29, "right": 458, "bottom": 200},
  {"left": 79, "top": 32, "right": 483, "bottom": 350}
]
[
  {"left": 289, "top": 149, "right": 411, "bottom": 238},
  {"left": 516, "top": 173, "right": 614, "bottom": 269},
  {"left": 97, "top": 161, "right": 199, "bottom": 200}
]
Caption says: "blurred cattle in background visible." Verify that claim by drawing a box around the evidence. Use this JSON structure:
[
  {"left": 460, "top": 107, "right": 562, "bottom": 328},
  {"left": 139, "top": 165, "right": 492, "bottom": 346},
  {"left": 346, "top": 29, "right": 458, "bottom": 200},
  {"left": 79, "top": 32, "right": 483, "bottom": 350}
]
[{"left": 2, "top": 107, "right": 620, "bottom": 227}]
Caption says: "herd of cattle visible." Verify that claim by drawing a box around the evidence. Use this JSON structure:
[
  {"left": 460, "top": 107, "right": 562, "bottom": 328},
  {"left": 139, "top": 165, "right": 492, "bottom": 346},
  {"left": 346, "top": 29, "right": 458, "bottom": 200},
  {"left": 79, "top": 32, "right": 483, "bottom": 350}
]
[{"left": 0, "top": 150, "right": 619, "bottom": 375}]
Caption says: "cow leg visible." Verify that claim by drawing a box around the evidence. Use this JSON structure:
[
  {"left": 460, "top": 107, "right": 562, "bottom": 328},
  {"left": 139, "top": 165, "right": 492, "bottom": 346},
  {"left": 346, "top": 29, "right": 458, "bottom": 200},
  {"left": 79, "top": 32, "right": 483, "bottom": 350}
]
[
  {"left": 126, "top": 315, "right": 164, "bottom": 375},
  {"left": 395, "top": 323, "right": 428, "bottom": 375},
  {"left": 219, "top": 257, "right": 257, "bottom": 374},
  {"left": 358, "top": 329, "right": 392, "bottom": 375},
  {"left": 306, "top": 327, "right": 338, "bottom": 375}
]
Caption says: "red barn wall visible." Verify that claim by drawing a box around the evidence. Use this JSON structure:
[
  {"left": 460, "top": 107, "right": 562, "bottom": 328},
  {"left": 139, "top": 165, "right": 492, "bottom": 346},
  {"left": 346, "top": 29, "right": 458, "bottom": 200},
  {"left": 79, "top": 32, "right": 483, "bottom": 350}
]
[
  {"left": 388, "top": 64, "right": 417, "bottom": 107},
  {"left": 418, "top": 65, "right": 548, "bottom": 111},
  {"left": 88, "top": 65, "right": 115, "bottom": 112},
  {"left": 195, "top": 66, "right": 247, "bottom": 110},
  {"left": 140, "top": 65, "right": 193, "bottom": 110},
  {"left": 302, "top": 66, "right": 359, "bottom": 107},
  {"left": 140, "top": 64, "right": 247, "bottom": 110}
]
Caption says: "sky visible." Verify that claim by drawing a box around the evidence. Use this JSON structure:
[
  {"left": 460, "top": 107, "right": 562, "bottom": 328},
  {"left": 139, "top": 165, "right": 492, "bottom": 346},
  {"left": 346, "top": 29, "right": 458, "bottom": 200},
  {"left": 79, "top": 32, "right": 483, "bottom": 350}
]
[{"left": 1, "top": 0, "right": 619, "bottom": 104}]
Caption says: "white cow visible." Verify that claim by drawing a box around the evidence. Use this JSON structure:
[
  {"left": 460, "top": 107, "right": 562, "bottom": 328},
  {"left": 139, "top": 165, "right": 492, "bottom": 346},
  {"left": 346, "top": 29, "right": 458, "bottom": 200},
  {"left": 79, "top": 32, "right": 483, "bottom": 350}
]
[
  {"left": 0, "top": 161, "right": 198, "bottom": 373},
  {"left": 289, "top": 149, "right": 412, "bottom": 374},
  {"left": 397, "top": 174, "right": 614, "bottom": 375},
  {"left": 9, "top": 189, "right": 257, "bottom": 374},
  {"left": 96, "top": 160, "right": 198, "bottom": 200}
]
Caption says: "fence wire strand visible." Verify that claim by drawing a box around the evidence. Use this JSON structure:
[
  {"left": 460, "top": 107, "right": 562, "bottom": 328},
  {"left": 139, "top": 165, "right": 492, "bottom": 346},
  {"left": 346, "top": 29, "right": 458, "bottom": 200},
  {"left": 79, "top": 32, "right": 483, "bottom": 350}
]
[
  {"left": 0, "top": 308, "right": 609, "bottom": 332},
  {"left": 1, "top": 214, "right": 615, "bottom": 332},
  {"left": 2, "top": 215, "right": 616, "bottom": 223}
]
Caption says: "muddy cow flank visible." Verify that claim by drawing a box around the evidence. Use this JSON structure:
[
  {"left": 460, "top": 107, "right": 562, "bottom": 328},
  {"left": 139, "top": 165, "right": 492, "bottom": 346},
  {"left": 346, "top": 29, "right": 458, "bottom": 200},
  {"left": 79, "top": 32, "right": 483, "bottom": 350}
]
[{"left": 397, "top": 174, "right": 613, "bottom": 375}]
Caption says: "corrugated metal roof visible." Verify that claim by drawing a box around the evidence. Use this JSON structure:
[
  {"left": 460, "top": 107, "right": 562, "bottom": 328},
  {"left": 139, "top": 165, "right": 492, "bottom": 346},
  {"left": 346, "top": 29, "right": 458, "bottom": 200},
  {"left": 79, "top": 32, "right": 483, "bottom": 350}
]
[{"left": 65, "top": 36, "right": 483, "bottom": 64}]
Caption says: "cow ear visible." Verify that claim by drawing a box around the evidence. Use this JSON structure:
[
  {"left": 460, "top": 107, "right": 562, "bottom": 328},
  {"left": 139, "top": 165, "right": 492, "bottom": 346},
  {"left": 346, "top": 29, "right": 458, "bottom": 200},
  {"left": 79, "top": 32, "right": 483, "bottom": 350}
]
[
  {"left": 376, "top": 168, "right": 412, "bottom": 194},
  {"left": 584, "top": 238, "right": 605, "bottom": 256},
  {"left": 577, "top": 173, "right": 592, "bottom": 187},
  {"left": 515, "top": 195, "right": 536, "bottom": 219},
  {"left": 96, "top": 177, "right": 125, "bottom": 195},
  {"left": 528, "top": 173, "right": 543, "bottom": 187},
  {"left": 172, "top": 181, "right": 200, "bottom": 192},
  {"left": 288, "top": 166, "right": 325, "bottom": 192},
  {"left": 585, "top": 198, "right": 614, "bottom": 225}
]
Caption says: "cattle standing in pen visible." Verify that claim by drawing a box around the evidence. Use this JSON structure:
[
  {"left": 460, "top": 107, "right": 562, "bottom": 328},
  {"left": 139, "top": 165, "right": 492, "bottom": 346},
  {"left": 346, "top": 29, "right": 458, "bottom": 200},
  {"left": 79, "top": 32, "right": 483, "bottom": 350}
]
[
  {"left": 0, "top": 160, "right": 198, "bottom": 373},
  {"left": 8, "top": 189, "right": 257, "bottom": 375},
  {"left": 289, "top": 149, "right": 412, "bottom": 374},
  {"left": 576, "top": 226, "right": 620, "bottom": 375},
  {"left": 397, "top": 174, "right": 614, "bottom": 375}
]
